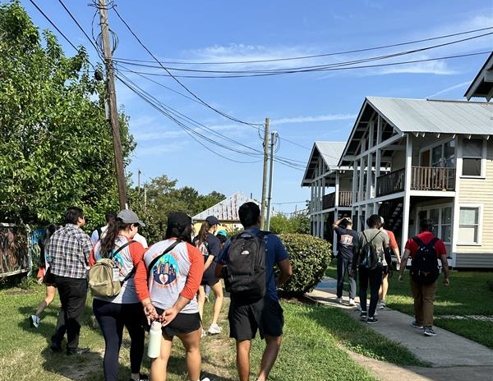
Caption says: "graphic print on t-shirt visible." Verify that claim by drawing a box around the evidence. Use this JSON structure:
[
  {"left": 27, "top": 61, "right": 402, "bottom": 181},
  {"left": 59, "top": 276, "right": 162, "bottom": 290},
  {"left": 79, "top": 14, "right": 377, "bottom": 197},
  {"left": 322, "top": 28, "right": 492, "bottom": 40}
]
[
  {"left": 152, "top": 253, "right": 178, "bottom": 286},
  {"left": 340, "top": 234, "right": 354, "bottom": 246}
]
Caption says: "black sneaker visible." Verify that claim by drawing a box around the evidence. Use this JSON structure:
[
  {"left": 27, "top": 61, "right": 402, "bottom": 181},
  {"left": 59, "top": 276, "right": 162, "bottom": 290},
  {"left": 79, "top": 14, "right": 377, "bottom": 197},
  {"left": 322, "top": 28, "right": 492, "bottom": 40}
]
[
  {"left": 50, "top": 341, "right": 62, "bottom": 352},
  {"left": 67, "top": 347, "right": 90, "bottom": 356},
  {"left": 360, "top": 311, "right": 367, "bottom": 320},
  {"left": 129, "top": 374, "right": 149, "bottom": 381},
  {"left": 367, "top": 316, "right": 379, "bottom": 323}
]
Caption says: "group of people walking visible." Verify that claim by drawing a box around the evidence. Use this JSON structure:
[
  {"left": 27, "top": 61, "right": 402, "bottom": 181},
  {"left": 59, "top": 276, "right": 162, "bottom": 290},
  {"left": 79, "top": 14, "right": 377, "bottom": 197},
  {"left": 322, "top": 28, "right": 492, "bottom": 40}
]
[
  {"left": 30, "top": 202, "right": 292, "bottom": 381},
  {"left": 332, "top": 214, "right": 450, "bottom": 335}
]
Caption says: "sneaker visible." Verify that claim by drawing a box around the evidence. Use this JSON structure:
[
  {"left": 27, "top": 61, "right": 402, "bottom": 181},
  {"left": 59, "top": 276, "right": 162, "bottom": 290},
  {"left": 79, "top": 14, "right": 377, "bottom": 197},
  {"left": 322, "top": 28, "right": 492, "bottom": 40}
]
[
  {"left": 424, "top": 327, "right": 437, "bottom": 336},
  {"left": 367, "top": 316, "right": 379, "bottom": 323},
  {"left": 30, "top": 314, "right": 40, "bottom": 328},
  {"left": 208, "top": 323, "right": 222, "bottom": 335},
  {"left": 378, "top": 301, "right": 386, "bottom": 310},
  {"left": 129, "top": 374, "right": 149, "bottom": 381},
  {"left": 360, "top": 311, "right": 367, "bottom": 320},
  {"left": 335, "top": 297, "right": 342, "bottom": 304},
  {"left": 67, "top": 347, "right": 90, "bottom": 356},
  {"left": 50, "top": 340, "right": 62, "bottom": 352},
  {"left": 201, "top": 329, "right": 207, "bottom": 338},
  {"left": 348, "top": 298, "right": 356, "bottom": 306},
  {"left": 411, "top": 321, "right": 424, "bottom": 329}
]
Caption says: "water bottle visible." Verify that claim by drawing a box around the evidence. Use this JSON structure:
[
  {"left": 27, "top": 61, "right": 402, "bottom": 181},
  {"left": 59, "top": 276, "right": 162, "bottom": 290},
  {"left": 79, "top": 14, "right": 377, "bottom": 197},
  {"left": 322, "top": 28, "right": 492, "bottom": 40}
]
[{"left": 147, "top": 321, "right": 162, "bottom": 358}]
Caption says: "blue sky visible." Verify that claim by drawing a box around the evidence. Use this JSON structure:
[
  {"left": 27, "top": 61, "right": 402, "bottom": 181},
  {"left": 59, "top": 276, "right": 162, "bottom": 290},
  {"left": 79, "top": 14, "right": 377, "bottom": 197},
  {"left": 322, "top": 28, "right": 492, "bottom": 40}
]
[{"left": 20, "top": 0, "right": 492, "bottom": 213}]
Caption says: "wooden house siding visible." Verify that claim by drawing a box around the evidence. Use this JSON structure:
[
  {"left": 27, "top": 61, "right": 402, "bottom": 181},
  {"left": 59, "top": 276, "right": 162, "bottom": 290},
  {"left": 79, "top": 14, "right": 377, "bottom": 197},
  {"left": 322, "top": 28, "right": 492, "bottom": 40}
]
[
  {"left": 457, "top": 159, "right": 493, "bottom": 255},
  {"left": 455, "top": 253, "right": 493, "bottom": 268}
]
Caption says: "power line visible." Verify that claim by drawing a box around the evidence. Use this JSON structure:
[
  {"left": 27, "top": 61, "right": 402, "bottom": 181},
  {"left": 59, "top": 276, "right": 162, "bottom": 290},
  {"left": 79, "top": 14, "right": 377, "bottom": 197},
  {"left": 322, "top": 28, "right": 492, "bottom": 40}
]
[
  {"left": 111, "top": 6, "right": 263, "bottom": 128},
  {"left": 112, "top": 26, "right": 493, "bottom": 66}
]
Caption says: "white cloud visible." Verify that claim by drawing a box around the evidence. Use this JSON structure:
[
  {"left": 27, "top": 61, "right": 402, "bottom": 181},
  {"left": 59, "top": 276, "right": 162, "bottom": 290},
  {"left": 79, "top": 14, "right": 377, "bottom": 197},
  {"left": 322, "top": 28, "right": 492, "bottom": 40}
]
[
  {"left": 272, "top": 114, "right": 357, "bottom": 125},
  {"left": 426, "top": 81, "right": 471, "bottom": 99}
]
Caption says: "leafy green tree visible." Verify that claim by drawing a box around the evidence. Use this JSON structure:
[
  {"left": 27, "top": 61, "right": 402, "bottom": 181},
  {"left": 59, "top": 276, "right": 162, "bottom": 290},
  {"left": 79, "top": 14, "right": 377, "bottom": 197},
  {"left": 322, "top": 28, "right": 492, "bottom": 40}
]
[
  {"left": 127, "top": 175, "right": 226, "bottom": 243},
  {"left": 270, "top": 212, "right": 310, "bottom": 234},
  {"left": 0, "top": 1, "right": 134, "bottom": 229}
]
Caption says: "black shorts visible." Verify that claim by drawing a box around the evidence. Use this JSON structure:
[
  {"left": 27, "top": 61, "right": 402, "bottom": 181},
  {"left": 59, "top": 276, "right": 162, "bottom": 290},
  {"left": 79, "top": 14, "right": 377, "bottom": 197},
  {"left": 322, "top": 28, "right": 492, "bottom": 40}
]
[
  {"left": 201, "top": 264, "right": 219, "bottom": 286},
  {"left": 228, "top": 298, "right": 284, "bottom": 340},
  {"left": 155, "top": 308, "right": 201, "bottom": 338},
  {"left": 382, "top": 265, "right": 390, "bottom": 275}
]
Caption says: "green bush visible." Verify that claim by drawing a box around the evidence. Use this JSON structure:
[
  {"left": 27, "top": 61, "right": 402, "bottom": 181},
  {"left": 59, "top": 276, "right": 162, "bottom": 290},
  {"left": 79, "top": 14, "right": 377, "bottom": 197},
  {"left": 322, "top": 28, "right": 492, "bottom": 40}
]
[{"left": 279, "top": 233, "right": 332, "bottom": 296}]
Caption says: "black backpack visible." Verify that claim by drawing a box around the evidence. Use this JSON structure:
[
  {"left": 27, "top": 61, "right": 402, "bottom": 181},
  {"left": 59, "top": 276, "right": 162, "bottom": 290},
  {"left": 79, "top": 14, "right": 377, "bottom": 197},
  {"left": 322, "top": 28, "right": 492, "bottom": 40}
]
[
  {"left": 359, "top": 231, "right": 381, "bottom": 270},
  {"left": 222, "top": 231, "right": 268, "bottom": 301},
  {"left": 410, "top": 236, "right": 440, "bottom": 284}
]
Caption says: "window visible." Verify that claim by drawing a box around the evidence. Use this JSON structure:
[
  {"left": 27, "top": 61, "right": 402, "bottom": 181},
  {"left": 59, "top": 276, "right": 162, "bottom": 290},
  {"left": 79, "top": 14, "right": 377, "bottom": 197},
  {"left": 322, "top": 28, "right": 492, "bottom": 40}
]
[
  {"left": 458, "top": 207, "right": 479, "bottom": 244},
  {"left": 419, "top": 205, "right": 452, "bottom": 244},
  {"left": 462, "top": 139, "right": 483, "bottom": 176}
]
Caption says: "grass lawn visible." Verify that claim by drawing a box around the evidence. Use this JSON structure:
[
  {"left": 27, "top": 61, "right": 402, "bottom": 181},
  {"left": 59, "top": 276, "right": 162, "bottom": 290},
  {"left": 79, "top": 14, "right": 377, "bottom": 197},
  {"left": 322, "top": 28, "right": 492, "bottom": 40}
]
[
  {"left": 0, "top": 275, "right": 424, "bottom": 381},
  {"left": 326, "top": 260, "right": 493, "bottom": 349}
]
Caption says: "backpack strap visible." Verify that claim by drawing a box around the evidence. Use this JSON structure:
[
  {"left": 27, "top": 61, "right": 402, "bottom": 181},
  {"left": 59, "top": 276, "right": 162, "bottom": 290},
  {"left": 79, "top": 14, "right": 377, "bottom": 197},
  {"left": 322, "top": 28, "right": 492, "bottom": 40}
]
[
  {"left": 412, "top": 236, "right": 424, "bottom": 247},
  {"left": 97, "top": 227, "right": 102, "bottom": 240},
  {"left": 111, "top": 240, "right": 137, "bottom": 284},
  {"left": 146, "top": 240, "right": 181, "bottom": 276},
  {"left": 110, "top": 240, "right": 136, "bottom": 259}
]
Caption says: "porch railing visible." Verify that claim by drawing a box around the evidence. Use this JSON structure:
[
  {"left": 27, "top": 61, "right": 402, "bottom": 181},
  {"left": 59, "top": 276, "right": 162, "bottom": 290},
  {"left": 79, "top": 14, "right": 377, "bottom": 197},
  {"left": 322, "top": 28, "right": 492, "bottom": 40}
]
[
  {"left": 376, "top": 166, "right": 455, "bottom": 197},
  {"left": 322, "top": 191, "right": 353, "bottom": 209}
]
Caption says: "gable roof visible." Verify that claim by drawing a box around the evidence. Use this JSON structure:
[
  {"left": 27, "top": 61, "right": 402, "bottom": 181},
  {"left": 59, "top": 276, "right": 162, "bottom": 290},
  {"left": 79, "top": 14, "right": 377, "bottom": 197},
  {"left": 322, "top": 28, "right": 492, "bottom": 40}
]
[
  {"left": 192, "top": 191, "right": 257, "bottom": 222},
  {"left": 464, "top": 52, "right": 493, "bottom": 101},
  {"left": 301, "top": 141, "right": 347, "bottom": 186},
  {"left": 340, "top": 96, "right": 493, "bottom": 166}
]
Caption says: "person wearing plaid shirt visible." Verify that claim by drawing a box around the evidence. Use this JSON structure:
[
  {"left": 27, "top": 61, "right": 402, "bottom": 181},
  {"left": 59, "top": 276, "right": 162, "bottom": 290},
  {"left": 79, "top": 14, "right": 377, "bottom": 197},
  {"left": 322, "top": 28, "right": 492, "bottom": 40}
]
[{"left": 46, "top": 206, "right": 92, "bottom": 355}]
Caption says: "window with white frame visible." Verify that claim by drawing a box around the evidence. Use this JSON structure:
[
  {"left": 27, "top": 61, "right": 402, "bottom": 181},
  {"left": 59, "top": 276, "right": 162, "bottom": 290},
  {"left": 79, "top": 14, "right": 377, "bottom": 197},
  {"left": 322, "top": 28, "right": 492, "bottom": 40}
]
[
  {"left": 419, "top": 205, "right": 452, "bottom": 244},
  {"left": 462, "top": 138, "right": 483, "bottom": 176},
  {"left": 458, "top": 207, "right": 480, "bottom": 244}
]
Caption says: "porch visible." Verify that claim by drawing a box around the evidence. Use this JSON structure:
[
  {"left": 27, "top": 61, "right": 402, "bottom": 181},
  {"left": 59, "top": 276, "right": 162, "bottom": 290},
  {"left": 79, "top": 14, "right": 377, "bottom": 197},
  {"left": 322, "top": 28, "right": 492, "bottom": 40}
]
[{"left": 376, "top": 167, "right": 455, "bottom": 197}]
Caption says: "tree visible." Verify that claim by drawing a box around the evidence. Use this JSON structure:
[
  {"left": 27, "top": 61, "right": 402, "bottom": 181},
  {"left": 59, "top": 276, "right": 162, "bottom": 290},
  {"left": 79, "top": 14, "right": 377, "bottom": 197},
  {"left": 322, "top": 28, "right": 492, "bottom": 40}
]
[
  {"left": 127, "top": 175, "right": 226, "bottom": 243},
  {"left": 270, "top": 212, "right": 310, "bottom": 234},
  {"left": 0, "top": 1, "right": 134, "bottom": 228}
]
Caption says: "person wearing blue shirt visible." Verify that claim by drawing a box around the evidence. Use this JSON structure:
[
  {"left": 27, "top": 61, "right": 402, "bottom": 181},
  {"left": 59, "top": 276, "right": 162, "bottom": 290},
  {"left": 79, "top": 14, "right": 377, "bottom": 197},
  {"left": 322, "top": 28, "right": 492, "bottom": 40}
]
[{"left": 215, "top": 202, "right": 292, "bottom": 381}]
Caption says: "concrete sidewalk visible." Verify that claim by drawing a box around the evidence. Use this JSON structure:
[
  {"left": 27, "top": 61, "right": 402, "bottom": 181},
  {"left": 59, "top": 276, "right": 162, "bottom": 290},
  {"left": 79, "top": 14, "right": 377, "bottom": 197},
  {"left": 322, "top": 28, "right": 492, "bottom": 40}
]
[{"left": 308, "top": 277, "right": 493, "bottom": 381}]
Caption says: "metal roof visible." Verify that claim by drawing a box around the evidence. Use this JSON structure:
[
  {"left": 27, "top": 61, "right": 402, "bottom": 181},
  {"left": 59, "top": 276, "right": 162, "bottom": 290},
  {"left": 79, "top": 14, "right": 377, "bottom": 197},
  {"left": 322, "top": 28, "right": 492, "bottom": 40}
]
[
  {"left": 339, "top": 96, "right": 493, "bottom": 167},
  {"left": 192, "top": 191, "right": 258, "bottom": 222},
  {"left": 464, "top": 52, "right": 493, "bottom": 101},
  {"left": 366, "top": 97, "right": 493, "bottom": 134},
  {"left": 301, "top": 141, "right": 347, "bottom": 186}
]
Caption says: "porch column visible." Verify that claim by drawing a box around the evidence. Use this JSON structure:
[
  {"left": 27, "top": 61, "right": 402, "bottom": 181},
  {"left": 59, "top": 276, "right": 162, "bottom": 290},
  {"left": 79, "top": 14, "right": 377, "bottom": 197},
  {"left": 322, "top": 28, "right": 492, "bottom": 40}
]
[{"left": 402, "top": 134, "right": 413, "bottom": 254}]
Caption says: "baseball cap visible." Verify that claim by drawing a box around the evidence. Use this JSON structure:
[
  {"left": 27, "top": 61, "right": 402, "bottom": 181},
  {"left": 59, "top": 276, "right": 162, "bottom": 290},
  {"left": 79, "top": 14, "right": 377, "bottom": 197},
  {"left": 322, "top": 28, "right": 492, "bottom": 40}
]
[
  {"left": 205, "top": 216, "right": 221, "bottom": 225},
  {"left": 217, "top": 229, "right": 227, "bottom": 237},
  {"left": 117, "top": 209, "right": 145, "bottom": 227},
  {"left": 168, "top": 211, "right": 192, "bottom": 230}
]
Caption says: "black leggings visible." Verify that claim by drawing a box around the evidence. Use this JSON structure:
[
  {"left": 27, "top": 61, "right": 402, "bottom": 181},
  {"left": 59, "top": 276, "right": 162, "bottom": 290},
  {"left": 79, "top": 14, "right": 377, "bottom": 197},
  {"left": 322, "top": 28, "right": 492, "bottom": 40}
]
[{"left": 93, "top": 299, "right": 145, "bottom": 381}]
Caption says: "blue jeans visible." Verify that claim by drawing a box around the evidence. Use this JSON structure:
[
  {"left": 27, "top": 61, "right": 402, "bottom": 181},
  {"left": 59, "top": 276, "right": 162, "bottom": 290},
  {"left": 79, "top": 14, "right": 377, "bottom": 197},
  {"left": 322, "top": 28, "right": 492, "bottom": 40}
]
[
  {"left": 336, "top": 255, "right": 356, "bottom": 299},
  {"left": 358, "top": 265, "right": 383, "bottom": 318},
  {"left": 93, "top": 299, "right": 145, "bottom": 381}
]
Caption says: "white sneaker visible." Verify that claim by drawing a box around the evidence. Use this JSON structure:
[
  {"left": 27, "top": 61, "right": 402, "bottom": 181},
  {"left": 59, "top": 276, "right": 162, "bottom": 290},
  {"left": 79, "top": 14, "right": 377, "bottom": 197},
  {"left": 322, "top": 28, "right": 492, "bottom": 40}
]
[
  {"left": 335, "top": 297, "right": 342, "bottom": 304},
  {"left": 201, "top": 329, "right": 207, "bottom": 338},
  {"left": 30, "top": 315, "right": 40, "bottom": 328},
  {"left": 379, "top": 300, "right": 386, "bottom": 310},
  {"left": 349, "top": 299, "right": 356, "bottom": 306},
  {"left": 208, "top": 323, "right": 222, "bottom": 335}
]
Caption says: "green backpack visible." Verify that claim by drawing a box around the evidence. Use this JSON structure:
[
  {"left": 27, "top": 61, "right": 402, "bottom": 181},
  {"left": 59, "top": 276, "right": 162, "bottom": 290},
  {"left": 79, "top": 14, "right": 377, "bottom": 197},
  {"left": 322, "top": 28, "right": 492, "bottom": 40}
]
[{"left": 88, "top": 241, "right": 136, "bottom": 298}]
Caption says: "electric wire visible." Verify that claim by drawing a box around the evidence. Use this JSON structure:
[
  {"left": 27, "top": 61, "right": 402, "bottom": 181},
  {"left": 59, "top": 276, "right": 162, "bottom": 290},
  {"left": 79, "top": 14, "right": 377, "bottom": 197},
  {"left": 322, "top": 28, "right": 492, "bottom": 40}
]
[
  {"left": 111, "top": 6, "right": 263, "bottom": 128},
  {"left": 112, "top": 26, "right": 492, "bottom": 66}
]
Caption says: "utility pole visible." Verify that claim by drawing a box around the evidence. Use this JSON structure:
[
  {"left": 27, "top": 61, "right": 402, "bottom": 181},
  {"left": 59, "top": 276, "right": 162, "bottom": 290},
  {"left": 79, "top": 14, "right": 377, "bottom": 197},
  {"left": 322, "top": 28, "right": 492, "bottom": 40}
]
[
  {"left": 260, "top": 118, "right": 270, "bottom": 229},
  {"left": 266, "top": 131, "right": 278, "bottom": 230},
  {"left": 98, "top": 0, "right": 127, "bottom": 209}
]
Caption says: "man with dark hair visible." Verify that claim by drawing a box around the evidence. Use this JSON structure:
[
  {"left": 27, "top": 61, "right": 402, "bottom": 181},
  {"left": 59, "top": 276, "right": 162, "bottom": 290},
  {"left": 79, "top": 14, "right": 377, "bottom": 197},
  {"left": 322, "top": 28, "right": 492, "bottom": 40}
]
[
  {"left": 351, "top": 214, "right": 389, "bottom": 323},
  {"left": 215, "top": 202, "right": 292, "bottom": 381},
  {"left": 47, "top": 206, "right": 92, "bottom": 355},
  {"left": 332, "top": 217, "right": 358, "bottom": 306},
  {"left": 398, "top": 218, "right": 450, "bottom": 336}
]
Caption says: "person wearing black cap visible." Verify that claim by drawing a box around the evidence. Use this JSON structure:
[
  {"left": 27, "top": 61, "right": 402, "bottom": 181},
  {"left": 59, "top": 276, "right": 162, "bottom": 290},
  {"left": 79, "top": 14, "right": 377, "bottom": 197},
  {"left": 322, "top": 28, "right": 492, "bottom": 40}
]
[
  {"left": 193, "top": 215, "right": 224, "bottom": 336},
  {"left": 134, "top": 211, "right": 206, "bottom": 381}
]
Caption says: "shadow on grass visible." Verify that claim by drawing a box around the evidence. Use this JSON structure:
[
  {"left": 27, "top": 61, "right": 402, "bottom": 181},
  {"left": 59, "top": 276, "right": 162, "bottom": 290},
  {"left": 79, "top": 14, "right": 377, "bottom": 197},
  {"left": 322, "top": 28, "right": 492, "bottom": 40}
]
[{"left": 284, "top": 299, "right": 426, "bottom": 366}]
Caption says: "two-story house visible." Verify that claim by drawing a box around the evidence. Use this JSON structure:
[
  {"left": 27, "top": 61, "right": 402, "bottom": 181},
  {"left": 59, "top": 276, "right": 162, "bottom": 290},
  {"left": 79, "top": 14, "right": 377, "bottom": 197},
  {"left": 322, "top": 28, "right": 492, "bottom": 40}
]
[{"left": 303, "top": 55, "right": 493, "bottom": 269}]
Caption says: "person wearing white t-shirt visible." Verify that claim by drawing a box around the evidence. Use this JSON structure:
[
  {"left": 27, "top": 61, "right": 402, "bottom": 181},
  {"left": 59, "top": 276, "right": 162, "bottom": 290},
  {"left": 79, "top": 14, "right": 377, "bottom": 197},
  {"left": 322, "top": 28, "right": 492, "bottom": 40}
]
[{"left": 90, "top": 211, "right": 116, "bottom": 246}]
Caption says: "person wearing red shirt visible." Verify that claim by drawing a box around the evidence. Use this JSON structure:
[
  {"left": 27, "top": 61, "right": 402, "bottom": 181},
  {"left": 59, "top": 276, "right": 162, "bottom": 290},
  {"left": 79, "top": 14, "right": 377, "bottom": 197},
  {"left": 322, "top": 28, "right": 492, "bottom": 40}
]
[{"left": 398, "top": 218, "right": 450, "bottom": 336}]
